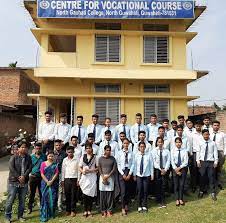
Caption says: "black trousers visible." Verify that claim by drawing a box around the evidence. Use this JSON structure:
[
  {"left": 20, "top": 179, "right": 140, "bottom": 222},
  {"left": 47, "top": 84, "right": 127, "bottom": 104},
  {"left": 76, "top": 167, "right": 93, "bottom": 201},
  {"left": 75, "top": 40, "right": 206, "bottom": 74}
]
[
  {"left": 42, "top": 140, "right": 54, "bottom": 154},
  {"left": 199, "top": 161, "right": 216, "bottom": 193},
  {"left": 28, "top": 176, "right": 42, "bottom": 210},
  {"left": 83, "top": 194, "right": 93, "bottom": 212},
  {"left": 189, "top": 153, "right": 200, "bottom": 189},
  {"left": 119, "top": 168, "right": 132, "bottom": 208},
  {"left": 216, "top": 151, "right": 225, "bottom": 186},
  {"left": 173, "top": 168, "right": 187, "bottom": 200},
  {"left": 137, "top": 176, "right": 149, "bottom": 207},
  {"left": 64, "top": 178, "right": 78, "bottom": 212},
  {"left": 100, "top": 191, "right": 114, "bottom": 212},
  {"left": 154, "top": 169, "right": 168, "bottom": 203}
]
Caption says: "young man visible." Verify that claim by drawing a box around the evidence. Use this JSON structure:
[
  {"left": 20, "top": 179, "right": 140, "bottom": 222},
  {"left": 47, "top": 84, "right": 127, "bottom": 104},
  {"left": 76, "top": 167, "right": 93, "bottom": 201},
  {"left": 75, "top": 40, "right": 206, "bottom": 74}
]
[
  {"left": 86, "top": 114, "right": 103, "bottom": 145},
  {"left": 98, "top": 145, "right": 118, "bottom": 217},
  {"left": 61, "top": 146, "right": 80, "bottom": 217},
  {"left": 38, "top": 111, "right": 55, "bottom": 154},
  {"left": 177, "top": 115, "right": 185, "bottom": 128},
  {"left": 98, "top": 130, "right": 119, "bottom": 158},
  {"left": 117, "top": 132, "right": 133, "bottom": 152},
  {"left": 210, "top": 120, "right": 226, "bottom": 190},
  {"left": 130, "top": 113, "right": 148, "bottom": 145},
  {"left": 167, "top": 120, "right": 178, "bottom": 140},
  {"left": 133, "top": 131, "right": 152, "bottom": 155},
  {"left": 82, "top": 133, "right": 99, "bottom": 155},
  {"left": 70, "top": 116, "right": 87, "bottom": 146},
  {"left": 202, "top": 115, "right": 213, "bottom": 133},
  {"left": 115, "top": 114, "right": 131, "bottom": 142},
  {"left": 197, "top": 129, "right": 218, "bottom": 201},
  {"left": 5, "top": 142, "right": 32, "bottom": 223},
  {"left": 70, "top": 135, "right": 82, "bottom": 158},
  {"left": 184, "top": 119, "right": 195, "bottom": 138},
  {"left": 147, "top": 114, "right": 161, "bottom": 145},
  {"left": 152, "top": 126, "right": 170, "bottom": 150},
  {"left": 162, "top": 119, "right": 170, "bottom": 136},
  {"left": 100, "top": 118, "right": 116, "bottom": 142},
  {"left": 54, "top": 113, "right": 71, "bottom": 151},
  {"left": 28, "top": 142, "right": 46, "bottom": 214}
]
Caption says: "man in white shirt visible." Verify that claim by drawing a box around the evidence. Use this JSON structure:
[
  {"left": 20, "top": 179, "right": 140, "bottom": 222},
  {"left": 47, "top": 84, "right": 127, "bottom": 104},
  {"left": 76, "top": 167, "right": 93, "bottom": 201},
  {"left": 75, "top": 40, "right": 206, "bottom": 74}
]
[
  {"left": 210, "top": 120, "right": 226, "bottom": 190},
  {"left": 70, "top": 136, "right": 82, "bottom": 158},
  {"left": 147, "top": 114, "right": 161, "bottom": 145},
  {"left": 86, "top": 114, "right": 103, "bottom": 145},
  {"left": 70, "top": 116, "right": 87, "bottom": 146},
  {"left": 184, "top": 119, "right": 195, "bottom": 139},
  {"left": 152, "top": 126, "right": 170, "bottom": 150},
  {"left": 133, "top": 131, "right": 152, "bottom": 155},
  {"left": 167, "top": 120, "right": 178, "bottom": 141},
  {"left": 100, "top": 118, "right": 116, "bottom": 142},
  {"left": 202, "top": 115, "right": 213, "bottom": 133},
  {"left": 54, "top": 113, "right": 71, "bottom": 151},
  {"left": 115, "top": 114, "right": 131, "bottom": 142},
  {"left": 38, "top": 111, "right": 55, "bottom": 154},
  {"left": 117, "top": 132, "right": 132, "bottom": 152},
  {"left": 197, "top": 129, "right": 218, "bottom": 201},
  {"left": 162, "top": 119, "right": 170, "bottom": 137},
  {"left": 177, "top": 115, "right": 185, "bottom": 128},
  {"left": 130, "top": 113, "right": 148, "bottom": 145},
  {"left": 82, "top": 133, "right": 99, "bottom": 156}
]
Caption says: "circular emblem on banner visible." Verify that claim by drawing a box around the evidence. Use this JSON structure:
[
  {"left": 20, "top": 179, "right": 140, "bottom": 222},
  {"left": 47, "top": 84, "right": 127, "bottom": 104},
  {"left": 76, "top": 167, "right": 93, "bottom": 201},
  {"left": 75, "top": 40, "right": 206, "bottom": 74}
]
[
  {"left": 39, "top": 0, "right": 50, "bottom": 10},
  {"left": 183, "top": 2, "right": 193, "bottom": 10}
]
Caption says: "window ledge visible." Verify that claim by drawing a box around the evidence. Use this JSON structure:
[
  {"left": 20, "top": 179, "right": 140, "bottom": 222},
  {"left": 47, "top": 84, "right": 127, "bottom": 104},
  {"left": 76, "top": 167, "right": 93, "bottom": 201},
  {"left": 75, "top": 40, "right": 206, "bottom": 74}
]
[
  {"left": 92, "top": 61, "right": 124, "bottom": 66},
  {"left": 140, "top": 63, "right": 172, "bottom": 67}
]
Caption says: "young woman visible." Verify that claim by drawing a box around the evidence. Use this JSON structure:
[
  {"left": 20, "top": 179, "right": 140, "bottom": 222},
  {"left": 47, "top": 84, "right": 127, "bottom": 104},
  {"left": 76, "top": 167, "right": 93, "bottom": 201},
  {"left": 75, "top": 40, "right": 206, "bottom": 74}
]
[
  {"left": 151, "top": 137, "right": 170, "bottom": 208},
  {"left": 132, "top": 142, "right": 154, "bottom": 213},
  {"left": 40, "top": 151, "right": 59, "bottom": 222},
  {"left": 171, "top": 137, "right": 188, "bottom": 206},
  {"left": 79, "top": 143, "right": 98, "bottom": 217}
]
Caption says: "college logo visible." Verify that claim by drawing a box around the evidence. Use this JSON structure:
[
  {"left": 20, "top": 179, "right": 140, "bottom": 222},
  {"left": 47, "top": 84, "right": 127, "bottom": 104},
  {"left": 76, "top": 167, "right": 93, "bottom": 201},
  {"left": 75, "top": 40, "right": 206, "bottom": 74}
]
[
  {"left": 39, "top": 0, "right": 50, "bottom": 10},
  {"left": 182, "top": 2, "right": 193, "bottom": 11}
]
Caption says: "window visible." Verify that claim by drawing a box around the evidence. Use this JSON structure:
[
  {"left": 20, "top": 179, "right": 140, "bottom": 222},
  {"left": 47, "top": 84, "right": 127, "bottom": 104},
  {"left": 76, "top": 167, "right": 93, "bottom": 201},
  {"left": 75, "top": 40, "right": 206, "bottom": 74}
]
[
  {"left": 95, "top": 84, "right": 120, "bottom": 93},
  {"left": 95, "top": 23, "right": 121, "bottom": 30},
  {"left": 143, "top": 36, "right": 169, "bottom": 63},
  {"left": 144, "top": 99, "right": 169, "bottom": 124},
  {"left": 144, "top": 84, "right": 170, "bottom": 93},
  {"left": 48, "top": 35, "right": 76, "bottom": 52},
  {"left": 143, "top": 24, "right": 169, "bottom": 31},
  {"left": 95, "top": 99, "right": 120, "bottom": 125},
  {"left": 95, "top": 35, "right": 121, "bottom": 62}
]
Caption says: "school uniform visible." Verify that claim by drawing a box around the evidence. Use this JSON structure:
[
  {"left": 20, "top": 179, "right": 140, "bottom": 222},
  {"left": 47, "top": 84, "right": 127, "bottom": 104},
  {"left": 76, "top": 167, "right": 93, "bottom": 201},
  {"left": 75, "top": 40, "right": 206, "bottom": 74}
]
[
  {"left": 171, "top": 148, "right": 188, "bottom": 201},
  {"left": 118, "top": 140, "right": 133, "bottom": 152},
  {"left": 115, "top": 124, "right": 131, "bottom": 142},
  {"left": 116, "top": 149, "right": 134, "bottom": 209},
  {"left": 130, "top": 123, "right": 148, "bottom": 145},
  {"left": 100, "top": 126, "right": 116, "bottom": 142},
  {"left": 86, "top": 124, "right": 103, "bottom": 144},
  {"left": 184, "top": 126, "right": 195, "bottom": 139},
  {"left": 202, "top": 125, "right": 213, "bottom": 134},
  {"left": 152, "top": 135, "right": 170, "bottom": 151},
  {"left": 70, "top": 125, "right": 87, "bottom": 146},
  {"left": 82, "top": 143, "right": 99, "bottom": 156},
  {"left": 132, "top": 152, "right": 154, "bottom": 208},
  {"left": 196, "top": 139, "right": 218, "bottom": 193},
  {"left": 167, "top": 128, "right": 178, "bottom": 141},
  {"left": 146, "top": 123, "right": 162, "bottom": 145},
  {"left": 170, "top": 135, "right": 192, "bottom": 155},
  {"left": 72, "top": 144, "right": 83, "bottom": 159},
  {"left": 98, "top": 140, "right": 119, "bottom": 158},
  {"left": 151, "top": 147, "right": 170, "bottom": 204},
  {"left": 133, "top": 140, "right": 152, "bottom": 156}
]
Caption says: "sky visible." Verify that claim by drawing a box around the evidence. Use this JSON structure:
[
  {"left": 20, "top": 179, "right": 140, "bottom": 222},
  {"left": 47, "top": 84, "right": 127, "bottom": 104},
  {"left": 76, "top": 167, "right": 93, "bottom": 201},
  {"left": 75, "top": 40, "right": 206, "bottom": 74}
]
[{"left": 0, "top": 0, "right": 225, "bottom": 106}]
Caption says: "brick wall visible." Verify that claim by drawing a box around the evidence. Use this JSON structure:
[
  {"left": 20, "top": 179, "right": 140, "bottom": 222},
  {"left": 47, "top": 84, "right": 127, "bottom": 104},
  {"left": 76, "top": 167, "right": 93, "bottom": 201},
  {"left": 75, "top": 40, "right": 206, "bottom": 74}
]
[{"left": 216, "top": 111, "right": 226, "bottom": 133}]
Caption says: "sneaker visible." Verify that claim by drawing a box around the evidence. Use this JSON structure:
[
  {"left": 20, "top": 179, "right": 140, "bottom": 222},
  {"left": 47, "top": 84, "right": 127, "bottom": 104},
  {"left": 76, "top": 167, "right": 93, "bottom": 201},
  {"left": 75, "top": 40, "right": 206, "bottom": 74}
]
[
  {"left": 107, "top": 211, "right": 113, "bottom": 217},
  {"left": 18, "top": 217, "right": 26, "bottom": 222},
  {"left": 211, "top": 193, "right": 217, "bottom": 201},
  {"left": 159, "top": 203, "right": 167, "bottom": 208},
  {"left": 138, "top": 207, "right": 142, "bottom": 213},
  {"left": 142, "top": 207, "right": 148, "bottom": 212}
]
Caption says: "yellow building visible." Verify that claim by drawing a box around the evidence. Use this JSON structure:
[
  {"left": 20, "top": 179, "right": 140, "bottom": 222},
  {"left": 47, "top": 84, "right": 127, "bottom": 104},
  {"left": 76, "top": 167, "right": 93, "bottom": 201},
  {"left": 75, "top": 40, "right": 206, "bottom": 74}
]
[{"left": 24, "top": 0, "right": 207, "bottom": 126}]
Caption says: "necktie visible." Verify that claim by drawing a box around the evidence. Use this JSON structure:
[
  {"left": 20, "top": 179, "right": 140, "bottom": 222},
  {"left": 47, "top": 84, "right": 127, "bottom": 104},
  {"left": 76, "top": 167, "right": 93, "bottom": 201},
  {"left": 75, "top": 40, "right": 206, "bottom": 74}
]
[
  {"left": 93, "top": 125, "right": 96, "bottom": 140},
  {"left": 174, "top": 130, "right": 176, "bottom": 137},
  {"left": 107, "top": 126, "right": 110, "bottom": 130},
  {"left": 125, "top": 152, "right": 128, "bottom": 165},
  {"left": 138, "top": 124, "right": 141, "bottom": 139},
  {"left": 204, "top": 142, "right": 209, "bottom": 161},
  {"left": 206, "top": 125, "right": 209, "bottom": 130},
  {"left": 78, "top": 126, "right": 81, "bottom": 144},
  {"left": 189, "top": 128, "right": 192, "bottom": 133},
  {"left": 177, "top": 150, "right": 181, "bottom": 167},
  {"left": 123, "top": 125, "right": 126, "bottom": 137},
  {"left": 213, "top": 133, "right": 216, "bottom": 142},
  {"left": 140, "top": 154, "right": 144, "bottom": 175},
  {"left": 107, "top": 140, "right": 110, "bottom": 146},
  {"left": 160, "top": 150, "right": 163, "bottom": 169}
]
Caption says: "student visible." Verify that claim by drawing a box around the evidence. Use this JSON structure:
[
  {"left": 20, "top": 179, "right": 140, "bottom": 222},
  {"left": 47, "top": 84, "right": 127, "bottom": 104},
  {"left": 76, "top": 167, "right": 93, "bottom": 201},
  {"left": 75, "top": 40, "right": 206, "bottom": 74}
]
[
  {"left": 197, "top": 129, "right": 218, "bottom": 201},
  {"left": 184, "top": 119, "right": 195, "bottom": 138},
  {"left": 132, "top": 142, "right": 154, "bottom": 213},
  {"left": 151, "top": 137, "right": 170, "bottom": 208},
  {"left": 167, "top": 120, "right": 178, "bottom": 140},
  {"left": 82, "top": 133, "right": 99, "bottom": 155},
  {"left": 177, "top": 115, "right": 185, "bottom": 128},
  {"left": 133, "top": 131, "right": 152, "bottom": 155},
  {"left": 61, "top": 146, "right": 80, "bottom": 217},
  {"left": 38, "top": 111, "right": 55, "bottom": 154},
  {"left": 115, "top": 114, "right": 131, "bottom": 141},
  {"left": 162, "top": 119, "right": 170, "bottom": 136},
  {"left": 70, "top": 135, "right": 82, "bottom": 158},
  {"left": 98, "top": 145, "right": 117, "bottom": 217},
  {"left": 152, "top": 126, "right": 170, "bottom": 150},
  {"left": 147, "top": 114, "right": 161, "bottom": 145},
  {"left": 202, "top": 115, "right": 213, "bottom": 133},
  {"left": 190, "top": 120, "right": 203, "bottom": 192},
  {"left": 100, "top": 117, "right": 116, "bottom": 141},
  {"left": 171, "top": 137, "right": 188, "bottom": 206},
  {"left": 28, "top": 142, "right": 46, "bottom": 214},
  {"left": 86, "top": 114, "right": 103, "bottom": 145},
  {"left": 130, "top": 113, "right": 148, "bottom": 145},
  {"left": 70, "top": 116, "right": 87, "bottom": 146},
  {"left": 118, "top": 132, "right": 133, "bottom": 152},
  {"left": 40, "top": 151, "right": 59, "bottom": 222},
  {"left": 5, "top": 142, "right": 32, "bottom": 223},
  {"left": 79, "top": 143, "right": 98, "bottom": 218},
  {"left": 116, "top": 138, "right": 133, "bottom": 216},
  {"left": 210, "top": 120, "right": 226, "bottom": 190},
  {"left": 98, "top": 130, "right": 119, "bottom": 158}
]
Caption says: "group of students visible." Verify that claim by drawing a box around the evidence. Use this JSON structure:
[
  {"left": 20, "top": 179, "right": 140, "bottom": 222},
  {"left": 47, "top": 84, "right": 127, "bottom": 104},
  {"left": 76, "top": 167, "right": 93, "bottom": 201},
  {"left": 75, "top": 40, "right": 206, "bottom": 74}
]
[{"left": 4, "top": 111, "right": 225, "bottom": 223}]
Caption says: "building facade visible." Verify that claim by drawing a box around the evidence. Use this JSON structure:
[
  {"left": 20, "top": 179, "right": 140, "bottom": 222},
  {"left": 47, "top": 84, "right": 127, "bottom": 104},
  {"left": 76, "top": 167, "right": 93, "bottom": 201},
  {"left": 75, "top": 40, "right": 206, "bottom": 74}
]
[{"left": 25, "top": 0, "right": 207, "bottom": 126}]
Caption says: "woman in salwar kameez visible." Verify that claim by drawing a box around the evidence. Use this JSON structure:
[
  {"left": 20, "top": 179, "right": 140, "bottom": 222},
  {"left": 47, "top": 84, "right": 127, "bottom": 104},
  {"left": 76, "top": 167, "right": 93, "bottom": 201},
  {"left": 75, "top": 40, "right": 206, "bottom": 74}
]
[{"left": 40, "top": 151, "right": 59, "bottom": 222}]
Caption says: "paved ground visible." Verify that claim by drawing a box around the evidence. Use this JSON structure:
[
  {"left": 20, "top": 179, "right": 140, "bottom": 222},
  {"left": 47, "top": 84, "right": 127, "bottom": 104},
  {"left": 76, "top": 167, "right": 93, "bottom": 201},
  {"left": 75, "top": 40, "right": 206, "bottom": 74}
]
[{"left": 0, "top": 155, "right": 9, "bottom": 200}]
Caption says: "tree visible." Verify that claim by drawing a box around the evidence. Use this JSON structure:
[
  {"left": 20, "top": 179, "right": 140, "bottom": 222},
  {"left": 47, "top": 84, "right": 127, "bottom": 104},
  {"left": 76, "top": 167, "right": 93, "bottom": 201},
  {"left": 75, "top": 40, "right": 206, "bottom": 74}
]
[{"left": 8, "top": 61, "right": 17, "bottom": 68}]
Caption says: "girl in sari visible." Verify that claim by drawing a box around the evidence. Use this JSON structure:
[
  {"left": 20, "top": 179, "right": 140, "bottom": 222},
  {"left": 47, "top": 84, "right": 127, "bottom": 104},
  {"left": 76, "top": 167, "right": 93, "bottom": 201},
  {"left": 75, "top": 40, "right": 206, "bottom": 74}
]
[
  {"left": 79, "top": 143, "right": 98, "bottom": 217},
  {"left": 40, "top": 151, "right": 59, "bottom": 222}
]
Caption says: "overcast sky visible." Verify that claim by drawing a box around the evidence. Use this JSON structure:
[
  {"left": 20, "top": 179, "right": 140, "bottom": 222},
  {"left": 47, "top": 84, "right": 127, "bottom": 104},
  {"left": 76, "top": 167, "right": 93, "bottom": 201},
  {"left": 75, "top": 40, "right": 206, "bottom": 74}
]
[{"left": 0, "top": 0, "right": 225, "bottom": 106}]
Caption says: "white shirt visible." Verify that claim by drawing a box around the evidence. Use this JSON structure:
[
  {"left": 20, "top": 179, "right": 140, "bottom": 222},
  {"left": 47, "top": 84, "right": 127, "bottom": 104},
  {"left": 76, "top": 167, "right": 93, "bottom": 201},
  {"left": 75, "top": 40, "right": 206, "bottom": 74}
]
[
  {"left": 190, "top": 130, "right": 203, "bottom": 153},
  {"left": 72, "top": 144, "right": 83, "bottom": 159},
  {"left": 171, "top": 148, "right": 188, "bottom": 170},
  {"left": 133, "top": 140, "right": 152, "bottom": 156},
  {"left": 70, "top": 125, "right": 87, "bottom": 145},
  {"left": 38, "top": 121, "right": 55, "bottom": 141},
  {"left": 171, "top": 135, "right": 192, "bottom": 154},
  {"left": 152, "top": 135, "right": 170, "bottom": 150},
  {"left": 98, "top": 140, "right": 119, "bottom": 158},
  {"left": 146, "top": 123, "right": 162, "bottom": 142},
  {"left": 116, "top": 149, "right": 134, "bottom": 175},
  {"left": 118, "top": 140, "right": 133, "bottom": 152},
  {"left": 184, "top": 126, "right": 195, "bottom": 139},
  {"left": 196, "top": 139, "right": 218, "bottom": 165},
  {"left": 210, "top": 131, "right": 226, "bottom": 155},
  {"left": 130, "top": 123, "right": 148, "bottom": 144},
  {"left": 82, "top": 143, "right": 99, "bottom": 156},
  {"left": 86, "top": 124, "right": 103, "bottom": 143},
  {"left": 100, "top": 126, "right": 116, "bottom": 141},
  {"left": 202, "top": 125, "right": 213, "bottom": 134},
  {"left": 61, "top": 156, "right": 80, "bottom": 180},
  {"left": 167, "top": 128, "right": 178, "bottom": 140},
  {"left": 54, "top": 122, "right": 71, "bottom": 144},
  {"left": 115, "top": 124, "right": 131, "bottom": 141},
  {"left": 151, "top": 147, "right": 171, "bottom": 171}
]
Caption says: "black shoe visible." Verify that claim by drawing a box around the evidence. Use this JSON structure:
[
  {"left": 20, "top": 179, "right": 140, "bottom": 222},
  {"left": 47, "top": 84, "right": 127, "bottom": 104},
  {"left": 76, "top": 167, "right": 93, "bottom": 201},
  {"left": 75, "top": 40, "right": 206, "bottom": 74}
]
[
  {"left": 198, "top": 191, "right": 204, "bottom": 199},
  {"left": 211, "top": 193, "right": 217, "bottom": 201}
]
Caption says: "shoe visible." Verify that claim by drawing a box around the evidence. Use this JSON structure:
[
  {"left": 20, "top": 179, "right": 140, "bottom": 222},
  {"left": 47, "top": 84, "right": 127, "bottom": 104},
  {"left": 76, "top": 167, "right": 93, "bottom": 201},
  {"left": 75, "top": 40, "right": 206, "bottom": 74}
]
[
  {"left": 176, "top": 200, "right": 180, "bottom": 206},
  {"left": 142, "top": 207, "right": 148, "bottom": 212},
  {"left": 161, "top": 203, "right": 167, "bottom": 208},
  {"left": 211, "top": 193, "right": 217, "bottom": 201},
  {"left": 107, "top": 211, "right": 113, "bottom": 217},
  {"left": 179, "top": 200, "right": 185, "bottom": 206},
  {"left": 198, "top": 191, "right": 204, "bottom": 199},
  {"left": 138, "top": 207, "right": 142, "bottom": 213},
  {"left": 18, "top": 217, "right": 26, "bottom": 222},
  {"left": 71, "top": 211, "right": 76, "bottom": 217},
  {"left": 101, "top": 212, "right": 107, "bottom": 218}
]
